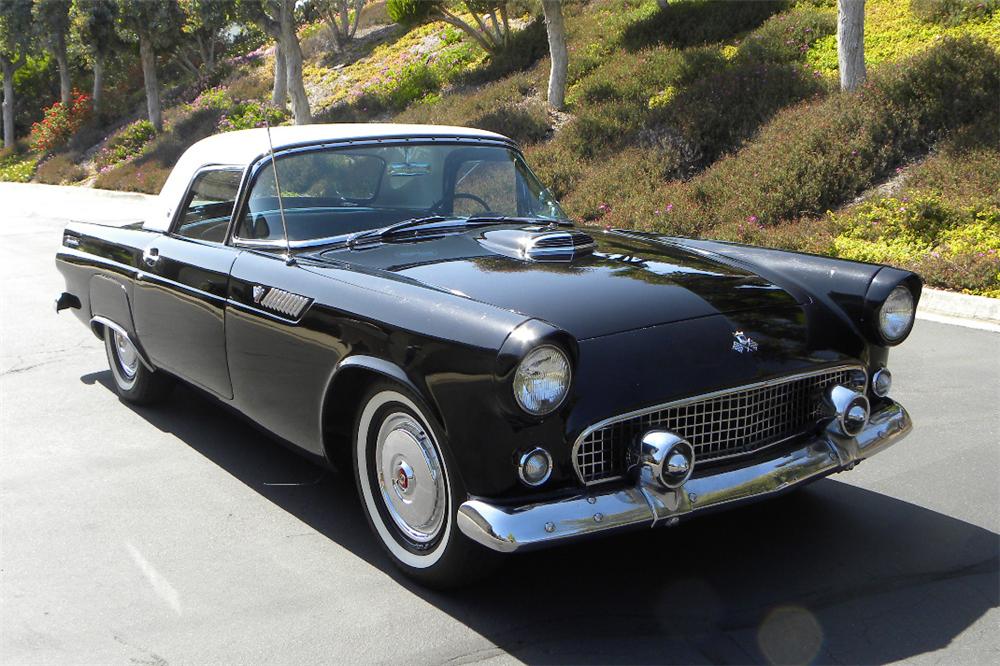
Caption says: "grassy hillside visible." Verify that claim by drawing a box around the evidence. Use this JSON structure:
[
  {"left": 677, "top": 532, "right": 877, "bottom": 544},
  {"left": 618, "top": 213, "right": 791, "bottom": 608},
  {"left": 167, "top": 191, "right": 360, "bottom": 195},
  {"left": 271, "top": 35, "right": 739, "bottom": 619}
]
[{"left": 5, "top": 0, "right": 998, "bottom": 295}]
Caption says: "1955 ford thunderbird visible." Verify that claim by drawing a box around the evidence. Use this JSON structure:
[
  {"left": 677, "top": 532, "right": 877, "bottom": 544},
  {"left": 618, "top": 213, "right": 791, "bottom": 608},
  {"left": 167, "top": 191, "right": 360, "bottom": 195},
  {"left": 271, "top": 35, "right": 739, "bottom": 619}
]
[{"left": 55, "top": 124, "right": 920, "bottom": 587}]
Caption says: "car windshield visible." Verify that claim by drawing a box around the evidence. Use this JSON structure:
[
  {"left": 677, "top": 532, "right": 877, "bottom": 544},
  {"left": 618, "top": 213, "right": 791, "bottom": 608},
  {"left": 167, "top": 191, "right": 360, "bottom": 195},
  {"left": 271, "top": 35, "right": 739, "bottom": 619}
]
[{"left": 234, "top": 143, "right": 567, "bottom": 243}]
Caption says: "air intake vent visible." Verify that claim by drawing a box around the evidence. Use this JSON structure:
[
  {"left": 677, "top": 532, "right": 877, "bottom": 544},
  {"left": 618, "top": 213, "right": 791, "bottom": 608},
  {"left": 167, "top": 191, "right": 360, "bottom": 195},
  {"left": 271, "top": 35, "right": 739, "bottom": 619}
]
[
  {"left": 526, "top": 231, "right": 596, "bottom": 260},
  {"left": 479, "top": 227, "right": 596, "bottom": 262}
]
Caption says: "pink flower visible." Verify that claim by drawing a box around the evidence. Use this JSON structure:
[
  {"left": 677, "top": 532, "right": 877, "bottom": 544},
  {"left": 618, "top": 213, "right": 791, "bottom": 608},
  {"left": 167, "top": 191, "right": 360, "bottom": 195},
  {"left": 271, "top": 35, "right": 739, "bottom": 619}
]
[
  {"left": 598, "top": 202, "right": 611, "bottom": 214},
  {"left": 748, "top": 215, "right": 758, "bottom": 224},
  {"left": 665, "top": 203, "right": 673, "bottom": 213}
]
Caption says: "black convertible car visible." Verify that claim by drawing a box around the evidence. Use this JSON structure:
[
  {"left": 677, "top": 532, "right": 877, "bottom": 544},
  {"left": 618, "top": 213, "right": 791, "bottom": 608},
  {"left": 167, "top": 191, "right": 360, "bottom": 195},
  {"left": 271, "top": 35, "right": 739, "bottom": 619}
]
[{"left": 56, "top": 124, "right": 919, "bottom": 586}]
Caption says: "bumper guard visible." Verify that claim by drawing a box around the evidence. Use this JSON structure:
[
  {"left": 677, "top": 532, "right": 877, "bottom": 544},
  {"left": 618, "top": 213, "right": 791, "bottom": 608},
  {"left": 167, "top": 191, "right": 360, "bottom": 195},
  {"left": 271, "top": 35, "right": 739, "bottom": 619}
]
[{"left": 457, "top": 400, "right": 911, "bottom": 553}]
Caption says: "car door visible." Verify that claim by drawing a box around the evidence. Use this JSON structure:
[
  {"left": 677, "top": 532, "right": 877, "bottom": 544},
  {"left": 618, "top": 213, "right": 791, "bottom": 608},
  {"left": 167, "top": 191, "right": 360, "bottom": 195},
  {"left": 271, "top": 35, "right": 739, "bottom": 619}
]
[{"left": 132, "top": 167, "right": 244, "bottom": 399}]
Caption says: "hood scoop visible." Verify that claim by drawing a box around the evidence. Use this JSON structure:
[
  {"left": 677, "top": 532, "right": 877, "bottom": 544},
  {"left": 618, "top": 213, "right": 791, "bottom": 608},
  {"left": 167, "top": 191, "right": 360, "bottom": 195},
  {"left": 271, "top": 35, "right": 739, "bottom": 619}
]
[{"left": 479, "top": 226, "right": 596, "bottom": 262}]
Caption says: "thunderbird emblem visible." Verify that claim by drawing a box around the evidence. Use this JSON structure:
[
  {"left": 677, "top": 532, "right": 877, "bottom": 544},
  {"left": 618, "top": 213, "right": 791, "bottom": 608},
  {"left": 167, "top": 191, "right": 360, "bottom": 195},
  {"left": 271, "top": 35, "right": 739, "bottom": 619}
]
[
  {"left": 252, "top": 285, "right": 266, "bottom": 304},
  {"left": 732, "top": 331, "right": 758, "bottom": 354}
]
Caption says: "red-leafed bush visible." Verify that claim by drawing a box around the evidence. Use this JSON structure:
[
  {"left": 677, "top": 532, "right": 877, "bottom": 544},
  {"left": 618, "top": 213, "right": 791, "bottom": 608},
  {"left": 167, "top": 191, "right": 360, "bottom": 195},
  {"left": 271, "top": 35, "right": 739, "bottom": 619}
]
[{"left": 29, "top": 91, "right": 92, "bottom": 153}]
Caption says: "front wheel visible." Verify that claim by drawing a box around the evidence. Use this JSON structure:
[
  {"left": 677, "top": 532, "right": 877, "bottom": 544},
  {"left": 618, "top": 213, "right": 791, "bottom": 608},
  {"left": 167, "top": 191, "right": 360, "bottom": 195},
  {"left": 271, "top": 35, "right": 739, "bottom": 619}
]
[
  {"left": 103, "top": 326, "right": 172, "bottom": 405},
  {"left": 354, "top": 382, "right": 500, "bottom": 588}
]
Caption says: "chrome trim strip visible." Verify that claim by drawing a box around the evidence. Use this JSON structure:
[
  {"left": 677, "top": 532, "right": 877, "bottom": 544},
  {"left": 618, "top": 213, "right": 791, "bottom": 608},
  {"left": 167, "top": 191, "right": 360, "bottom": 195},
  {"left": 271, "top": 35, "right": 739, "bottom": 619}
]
[
  {"left": 136, "top": 271, "right": 228, "bottom": 304},
  {"left": 90, "top": 316, "right": 155, "bottom": 371},
  {"left": 571, "top": 363, "right": 865, "bottom": 486},
  {"left": 459, "top": 400, "right": 911, "bottom": 553}
]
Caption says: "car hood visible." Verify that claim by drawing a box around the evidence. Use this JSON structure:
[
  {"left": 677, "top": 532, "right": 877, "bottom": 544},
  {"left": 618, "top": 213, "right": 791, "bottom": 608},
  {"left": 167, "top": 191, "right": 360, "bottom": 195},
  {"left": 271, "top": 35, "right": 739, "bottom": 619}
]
[{"left": 313, "top": 224, "right": 803, "bottom": 340}]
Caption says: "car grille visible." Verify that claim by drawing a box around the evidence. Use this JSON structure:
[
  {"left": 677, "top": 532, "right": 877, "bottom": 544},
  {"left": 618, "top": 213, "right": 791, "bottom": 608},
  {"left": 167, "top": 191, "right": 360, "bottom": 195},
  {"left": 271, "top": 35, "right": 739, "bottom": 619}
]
[{"left": 573, "top": 367, "right": 860, "bottom": 485}]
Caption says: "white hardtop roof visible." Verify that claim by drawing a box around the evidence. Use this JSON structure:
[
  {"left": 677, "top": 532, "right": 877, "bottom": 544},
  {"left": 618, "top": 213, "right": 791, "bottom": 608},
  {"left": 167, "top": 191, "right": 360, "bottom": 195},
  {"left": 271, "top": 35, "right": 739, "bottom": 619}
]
[{"left": 145, "top": 123, "right": 511, "bottom": 232}]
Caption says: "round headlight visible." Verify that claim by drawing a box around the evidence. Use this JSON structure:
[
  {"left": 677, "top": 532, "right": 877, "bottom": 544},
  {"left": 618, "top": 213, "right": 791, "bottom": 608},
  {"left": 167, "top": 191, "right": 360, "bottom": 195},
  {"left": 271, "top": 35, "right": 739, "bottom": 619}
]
[
  {"left": 878, "top": 286, "right": 915, "bottom": 342},
  {"left": 513, "top": 345, "right": 571, "bottom": 416}
]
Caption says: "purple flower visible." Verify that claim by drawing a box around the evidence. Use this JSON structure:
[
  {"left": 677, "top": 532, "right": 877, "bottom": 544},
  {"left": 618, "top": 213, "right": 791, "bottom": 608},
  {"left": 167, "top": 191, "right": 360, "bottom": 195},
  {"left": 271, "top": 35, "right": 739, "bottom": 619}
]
[
  {"left": 665, "top": 203, "right": 674, "bottom": 213},
  {"left": 748, "top": 215, "right": 758, "bottom": 224}
]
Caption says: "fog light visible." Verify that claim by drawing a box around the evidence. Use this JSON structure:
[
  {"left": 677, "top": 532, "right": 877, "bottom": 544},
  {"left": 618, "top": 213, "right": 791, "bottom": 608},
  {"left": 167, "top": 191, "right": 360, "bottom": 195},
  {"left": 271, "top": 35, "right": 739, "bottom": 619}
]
[
  {"left": 872, "top": 367, "right": 892, "bottom": 397},
  {"left": 518, "top": 447, "right": 552, "bottom": 487}
]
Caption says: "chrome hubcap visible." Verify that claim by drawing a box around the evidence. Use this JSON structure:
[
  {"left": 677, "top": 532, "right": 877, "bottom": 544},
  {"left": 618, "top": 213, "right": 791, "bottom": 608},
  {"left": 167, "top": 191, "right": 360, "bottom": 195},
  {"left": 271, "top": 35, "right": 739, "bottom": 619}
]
[
  {"left": 113, "top": 330, "right": 139, "bottom": 379},
  {"left": 375, "top": 412, "right": 446, "bottom": 544}
]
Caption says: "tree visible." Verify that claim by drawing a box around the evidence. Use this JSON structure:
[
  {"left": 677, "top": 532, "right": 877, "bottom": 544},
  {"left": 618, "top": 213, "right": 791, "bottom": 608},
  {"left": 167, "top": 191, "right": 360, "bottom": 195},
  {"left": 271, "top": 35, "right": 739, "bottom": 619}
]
[
  {"left": 434, "top": 1, "right": 512, "bottom": 53},
  {"left": 73, "top": 0, "right": 118, "bottom": 115},
  {"left": 272, "top": 41, "right": 286, "bottom": 105},
  {"left": 241, "top": 0, "right": 310, "bottom": 124},
  {"left": 35, "top": 0, "right": 72, "bottom": 105},
  {"left": 837, "top": 0, "right": 866, "bottom": 91},
  {"left": 0, "top": 0, "right": 33, "bottom": 147},
  {"left": 314, "top": 0, "right": 364, "bottom": 54},
  {"left": 177, "top": 0, "right": 238, "bottom": 79},
  {"left": 388, "top": 0, "right": 512, "bottom": 54},
  {"left": 541, "top": 0, "right": 566, "bottom": 111},
  {"left": 116, "top": 0, "right": 182, "bottom": 132}
]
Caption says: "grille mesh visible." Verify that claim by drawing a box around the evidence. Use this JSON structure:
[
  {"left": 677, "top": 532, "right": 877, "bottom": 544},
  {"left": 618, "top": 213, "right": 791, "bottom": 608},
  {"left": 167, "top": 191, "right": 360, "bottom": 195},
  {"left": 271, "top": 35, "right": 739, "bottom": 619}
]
[{"left": 574, "top": 368, "right": 857, "bottom": 485}]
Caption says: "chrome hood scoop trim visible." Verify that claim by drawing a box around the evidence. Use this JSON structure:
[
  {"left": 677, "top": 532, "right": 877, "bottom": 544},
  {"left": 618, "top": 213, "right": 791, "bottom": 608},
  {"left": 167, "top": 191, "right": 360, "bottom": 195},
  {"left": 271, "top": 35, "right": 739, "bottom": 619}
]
[{"left": 478, "top": 227, "right": 596, "bottom": 262}]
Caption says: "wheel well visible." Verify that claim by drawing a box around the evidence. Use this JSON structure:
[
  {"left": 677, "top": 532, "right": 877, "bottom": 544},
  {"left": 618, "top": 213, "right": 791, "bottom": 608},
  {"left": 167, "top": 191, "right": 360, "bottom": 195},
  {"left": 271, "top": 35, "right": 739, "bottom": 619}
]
[{"left": 320, "top": 366, "right": 380, "bottom": 470}]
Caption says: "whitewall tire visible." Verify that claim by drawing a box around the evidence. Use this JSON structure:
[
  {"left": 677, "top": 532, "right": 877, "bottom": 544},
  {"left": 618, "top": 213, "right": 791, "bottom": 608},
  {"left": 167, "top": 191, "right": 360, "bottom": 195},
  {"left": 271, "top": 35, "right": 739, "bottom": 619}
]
[{"left": 354, "top": 382, "right": 500, "bottom": 587}]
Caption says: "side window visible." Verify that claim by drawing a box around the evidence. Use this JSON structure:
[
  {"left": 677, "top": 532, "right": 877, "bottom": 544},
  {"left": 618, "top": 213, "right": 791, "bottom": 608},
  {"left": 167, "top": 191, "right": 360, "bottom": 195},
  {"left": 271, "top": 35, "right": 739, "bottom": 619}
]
[
  {"left": 453, "top": 158, "right": 517, "bottom": 216},
  {"left": 174, "top": 168, "right": 242, "bottom": 243}
]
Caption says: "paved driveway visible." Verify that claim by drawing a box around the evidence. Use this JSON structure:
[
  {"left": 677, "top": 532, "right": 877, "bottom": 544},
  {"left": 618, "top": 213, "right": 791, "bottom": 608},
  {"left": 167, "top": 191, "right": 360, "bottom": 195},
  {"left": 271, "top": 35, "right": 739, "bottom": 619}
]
[{"left": 1, "top": 184, "right": 997, "bottom": 664}]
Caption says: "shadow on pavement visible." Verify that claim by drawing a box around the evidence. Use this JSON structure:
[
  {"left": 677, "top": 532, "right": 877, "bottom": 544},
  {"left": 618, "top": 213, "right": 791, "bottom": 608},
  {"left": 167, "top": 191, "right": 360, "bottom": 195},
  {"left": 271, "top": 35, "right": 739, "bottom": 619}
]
[{"left": 84, "top": 371, "right": 999, "bottom": 665}]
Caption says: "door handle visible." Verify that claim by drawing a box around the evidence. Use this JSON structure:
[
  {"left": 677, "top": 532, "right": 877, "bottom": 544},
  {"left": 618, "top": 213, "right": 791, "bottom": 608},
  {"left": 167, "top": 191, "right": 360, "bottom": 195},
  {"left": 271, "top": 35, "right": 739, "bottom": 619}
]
[{"left": 142, "top": 246, "right": 160, "bottom": 267}]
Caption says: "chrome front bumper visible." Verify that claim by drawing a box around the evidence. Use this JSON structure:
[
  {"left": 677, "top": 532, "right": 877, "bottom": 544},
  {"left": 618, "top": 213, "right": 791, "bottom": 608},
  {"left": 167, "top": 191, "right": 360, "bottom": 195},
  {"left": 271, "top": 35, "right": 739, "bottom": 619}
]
[{"left": 457, "top": 400, "right": 912, "bottom": 553}]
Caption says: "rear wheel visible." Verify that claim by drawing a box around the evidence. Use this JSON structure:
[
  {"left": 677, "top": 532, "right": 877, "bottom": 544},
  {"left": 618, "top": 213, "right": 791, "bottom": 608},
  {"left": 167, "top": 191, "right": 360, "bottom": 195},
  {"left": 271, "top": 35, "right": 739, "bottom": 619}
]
[
  {"left": 354, "top": 382, "right": 500, "bottom": 588},
  {"left": 103, "top": 327, "right": 172, "bottom": 405}
]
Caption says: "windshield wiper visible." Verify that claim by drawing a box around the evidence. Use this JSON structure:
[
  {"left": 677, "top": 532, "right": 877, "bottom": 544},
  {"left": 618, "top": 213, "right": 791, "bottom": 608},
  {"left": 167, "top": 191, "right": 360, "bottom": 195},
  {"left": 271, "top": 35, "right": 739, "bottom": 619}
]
[
  {"left": 348, "top": 215, "right": 520, "bottom": 248},
  {"left": 347, "top": 215, "right": 573, "bottom": 249},
  {"left": 348, "top": 216, "right": 454, "bottom": 248}
]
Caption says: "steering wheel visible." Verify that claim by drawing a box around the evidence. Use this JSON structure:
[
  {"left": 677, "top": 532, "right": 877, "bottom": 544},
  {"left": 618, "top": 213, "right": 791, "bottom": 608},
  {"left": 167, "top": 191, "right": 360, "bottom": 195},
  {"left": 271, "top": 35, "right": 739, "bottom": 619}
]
[{"left": 451, "top": 193, "right": 491, "bottom": 212}]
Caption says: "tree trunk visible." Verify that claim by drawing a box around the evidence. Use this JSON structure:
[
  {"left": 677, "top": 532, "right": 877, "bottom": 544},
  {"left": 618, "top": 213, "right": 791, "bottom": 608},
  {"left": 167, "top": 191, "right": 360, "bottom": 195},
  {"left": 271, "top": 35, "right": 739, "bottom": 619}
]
[
  {"left": 2, "top": 59, "right": 15, "bottom": 148},
  {"left": 280, "top": 2, "right": 311, "bottom": 125},
  {"left": 92, "top": 57, "right": 104, "bottom": 116},
  {"left": 138, "top": 35, "right": 163, "bottom": 131},
  {"left": 837, "top": 0, "right": 866, "bottom": 92},
  {"left": 272, "top": 42, "right": 288, "bottom": 107},
  {"left": 542, "top": 0, "right": 568, "bottom": 111},
  {"left": 55, "top": 32, "right": 71, "bottom": 105}
]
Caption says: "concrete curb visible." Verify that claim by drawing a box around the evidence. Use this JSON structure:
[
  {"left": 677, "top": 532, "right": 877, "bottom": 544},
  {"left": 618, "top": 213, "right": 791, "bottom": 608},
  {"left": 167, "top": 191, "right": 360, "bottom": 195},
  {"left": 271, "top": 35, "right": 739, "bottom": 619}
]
[{"left": 919, "top": 287, "right": 1000, "bottom": 323}]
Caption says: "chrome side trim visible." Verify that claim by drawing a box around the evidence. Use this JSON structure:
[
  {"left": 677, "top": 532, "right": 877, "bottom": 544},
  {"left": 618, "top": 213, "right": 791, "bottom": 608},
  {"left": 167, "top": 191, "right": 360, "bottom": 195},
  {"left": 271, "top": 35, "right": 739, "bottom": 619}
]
[
  {"left": 136, "top": 271, "right": 228, "bottom": 304},
  {"left": 458, "top": 400, "right": 912, "bottom": 553},
  {"left": 571, "top": 363, "right": 865, "bottom": 486},
  {"left": 90, "top": 316, "right": 155, "bottom": 371}
]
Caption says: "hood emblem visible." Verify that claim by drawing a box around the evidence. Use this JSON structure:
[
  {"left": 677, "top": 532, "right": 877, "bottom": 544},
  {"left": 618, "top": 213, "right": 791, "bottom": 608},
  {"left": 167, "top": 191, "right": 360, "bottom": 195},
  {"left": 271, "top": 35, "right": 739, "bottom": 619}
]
[
  {"left": 732, "top": 331, "right": 758, "bottom": 354},
  {"left": 252, "top": 285, "right": 266, "bottom": 303}
]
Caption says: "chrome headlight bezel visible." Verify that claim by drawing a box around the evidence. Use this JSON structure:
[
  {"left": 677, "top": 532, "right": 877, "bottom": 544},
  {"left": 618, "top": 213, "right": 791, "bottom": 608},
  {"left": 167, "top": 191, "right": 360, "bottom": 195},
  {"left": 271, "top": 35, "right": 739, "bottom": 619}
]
[
  {"left": 512, "top": 344, "right": 572, "bottom": 416},
  {"left": 877, "top": 285, "right": 916, "bottom": 343}
]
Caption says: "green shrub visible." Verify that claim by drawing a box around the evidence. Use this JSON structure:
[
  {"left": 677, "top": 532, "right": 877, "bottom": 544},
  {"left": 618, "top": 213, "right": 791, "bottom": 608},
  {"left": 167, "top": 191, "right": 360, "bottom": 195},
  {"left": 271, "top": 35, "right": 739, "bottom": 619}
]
[
  {"left": 95, "top": 120, "right": 157, "bottom": 171},
  {"left": 831, "top": 195, "right": 1000, "bottom": 295},
  {"left": 386, "top": 0, "right": 431, "bottom": 26},
  {"left": 34, "top": 153, "right": 87, "bottom": 185},
  {"left": 0, "top": 148, "right": 37, "bottom": 182},
  {"left": 910, "top": 0, "right": 998, "bottom": 26},
  {"left": 614, "top": 36, "right": 999, "bottom": 235},
  {"left": 218, "top": 101, "right": 289, "bottom": 132},
  {"left": 397, "top": 73, "right": 551, "bottom": 145},
  {"left": 621, "top": 0, "right": 789, "bottom": 50},
  {"left": 94, "top": 162, "right": 172, "bottom": 194}
]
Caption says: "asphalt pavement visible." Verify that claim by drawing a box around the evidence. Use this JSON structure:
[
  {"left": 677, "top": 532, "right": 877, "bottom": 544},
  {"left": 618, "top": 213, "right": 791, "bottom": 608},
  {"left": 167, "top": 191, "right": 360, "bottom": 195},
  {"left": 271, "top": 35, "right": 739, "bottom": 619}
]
[{"left": 1, "top": 183, "right": 998, "bottom": 665}]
